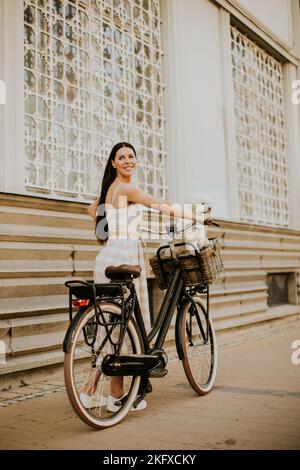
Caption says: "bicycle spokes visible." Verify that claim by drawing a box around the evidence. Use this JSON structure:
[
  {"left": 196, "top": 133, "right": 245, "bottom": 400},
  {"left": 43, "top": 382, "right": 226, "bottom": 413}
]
[
  {"left": 180, "top": 298, "right": 217, "bottom": 395},
  {"left": 187, "top": 305, "right": 208, "bottom": 345}
]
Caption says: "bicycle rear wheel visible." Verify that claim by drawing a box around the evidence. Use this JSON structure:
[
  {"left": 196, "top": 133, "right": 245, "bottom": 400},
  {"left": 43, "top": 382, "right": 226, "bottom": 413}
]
[
  {"left": 64, "top": 301, "right": 143, "bottom": 429},
  {"left": 178, "top": 296, "right": 217, "bottom": 395}
]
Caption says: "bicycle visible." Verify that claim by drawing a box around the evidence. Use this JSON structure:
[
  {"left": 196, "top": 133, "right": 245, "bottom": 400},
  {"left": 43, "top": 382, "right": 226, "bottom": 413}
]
[{"left": 63, "top": 221, "right": 219, "bottom": 429}]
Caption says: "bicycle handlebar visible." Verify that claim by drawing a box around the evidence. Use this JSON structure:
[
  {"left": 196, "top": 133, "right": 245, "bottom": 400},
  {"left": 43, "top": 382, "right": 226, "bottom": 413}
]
[{"left": 141, "top": 218, "right": 220, "bottom": 241}]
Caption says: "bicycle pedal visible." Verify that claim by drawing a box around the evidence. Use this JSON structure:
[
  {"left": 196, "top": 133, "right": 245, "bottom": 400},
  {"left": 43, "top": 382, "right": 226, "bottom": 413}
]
[{"left": 149, "top": 367, "right": 168, "bottom": 378}]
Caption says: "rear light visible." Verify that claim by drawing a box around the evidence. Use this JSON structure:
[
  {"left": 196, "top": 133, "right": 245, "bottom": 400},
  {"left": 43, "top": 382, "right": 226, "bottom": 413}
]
[{"left": 72, "top": 299, "right": 90, "bottom": 307}]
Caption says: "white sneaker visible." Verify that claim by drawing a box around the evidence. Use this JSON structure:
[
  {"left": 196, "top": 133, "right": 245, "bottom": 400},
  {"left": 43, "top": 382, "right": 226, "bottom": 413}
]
[
  {"left": 80, "top": 392, "right": 107, "bottom": 409},
  {"left": 131, "top": 398, "right": 147, "bottom": 412},
  {"left": 106, "top": 394, "right": 147, "bottom": 413}
]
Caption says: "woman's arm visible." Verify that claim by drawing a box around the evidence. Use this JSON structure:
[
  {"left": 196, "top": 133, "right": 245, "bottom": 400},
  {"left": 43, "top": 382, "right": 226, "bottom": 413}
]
[
  {"left": 87, "top": 197, "right": 100, "bottom": 220},
  {"left": 123, "top": 184, "right": 210, "bottom": 223}
]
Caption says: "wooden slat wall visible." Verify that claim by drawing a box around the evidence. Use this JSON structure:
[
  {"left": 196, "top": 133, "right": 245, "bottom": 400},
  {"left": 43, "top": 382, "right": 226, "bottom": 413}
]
[{"left": 0, "top": 193, "right": 300, "bottom": 376}]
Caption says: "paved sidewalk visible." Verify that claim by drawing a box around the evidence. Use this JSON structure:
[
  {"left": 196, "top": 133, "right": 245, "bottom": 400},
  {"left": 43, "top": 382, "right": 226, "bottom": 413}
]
[{"left": 0, "top": 325, "right": 300, "bottom": 450}]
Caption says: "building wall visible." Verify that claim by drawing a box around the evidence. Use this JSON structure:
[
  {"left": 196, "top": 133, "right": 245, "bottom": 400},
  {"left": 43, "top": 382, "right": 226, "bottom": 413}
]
[{"left": 233, "top": 0, "right": 292, "bottom": 46}]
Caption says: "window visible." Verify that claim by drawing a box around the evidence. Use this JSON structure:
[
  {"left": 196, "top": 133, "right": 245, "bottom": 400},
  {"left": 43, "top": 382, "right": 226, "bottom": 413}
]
[
  {"left": 266, "top": 273, "right": 295, "bottom": 306},
  {"left": 231, "top": 26, "right": 289, "bottom": 226},
  {"left": 24, "top": 0, "right": 166, "bottom": 200}
]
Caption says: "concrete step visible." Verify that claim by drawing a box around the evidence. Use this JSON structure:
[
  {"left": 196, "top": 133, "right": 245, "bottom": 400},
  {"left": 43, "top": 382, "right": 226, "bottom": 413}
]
[
  {"left": 210, "top": 293, "right": 268, "bottom": 320},
  {"left": 215, "top": 304, "right": 300, "bottom": 331},
  {"left": 222, "top": 226, "right": 300, "bottom": 251},
  {"left": 0, "top": 276, "right": 72, "bottom": 299},
  {"left": 0, "top": 298, "right": 69, "bottom": 361},
  {"left": 0, "top": 205, "right": 92, "bottom": 230},
  {"left": 0, "top": 222, "right": 96, "bottom": 244},
  {"left": 0, "top": 241, "right": 98, "bottom": 278},
  {"left": 222, "top": 249, "right": 300, "bottom": 269},
  {"left": 1, "top": 311, "right": 69, "bottom": 358},
  {"left": 0, "top": 294, "right": 68, "bottom": 319},
  {"left": 0, "top": 348, "right": 65, "bottom": 376}
]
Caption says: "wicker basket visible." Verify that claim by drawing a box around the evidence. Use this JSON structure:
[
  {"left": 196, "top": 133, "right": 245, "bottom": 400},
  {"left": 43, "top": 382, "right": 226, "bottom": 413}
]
[
  {"left": 149, "top": 238, "right": 224, "bottom": 290},
  {"left": 149, "top": 250, "right": 174, "bottom": 290}
]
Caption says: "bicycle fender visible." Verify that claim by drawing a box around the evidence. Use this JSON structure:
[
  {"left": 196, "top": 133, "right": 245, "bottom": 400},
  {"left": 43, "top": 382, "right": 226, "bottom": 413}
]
[
  {"left": 175, "top": 298, "right": 190, "bottom": 361},
  {"left": 63, "top": 309, "right": 86, "bottom": 353}
]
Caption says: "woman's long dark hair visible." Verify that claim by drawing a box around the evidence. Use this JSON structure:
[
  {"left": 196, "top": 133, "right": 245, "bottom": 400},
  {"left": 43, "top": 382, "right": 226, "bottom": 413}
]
[{"left": 95, "top": 142, "right": 137, "bottom": 244}]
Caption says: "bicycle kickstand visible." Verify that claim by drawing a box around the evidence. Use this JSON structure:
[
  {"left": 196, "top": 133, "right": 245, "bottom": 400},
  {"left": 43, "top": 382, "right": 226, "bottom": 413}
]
[{"left": 133, "top": 376, "right": 152, "bottom": 409}]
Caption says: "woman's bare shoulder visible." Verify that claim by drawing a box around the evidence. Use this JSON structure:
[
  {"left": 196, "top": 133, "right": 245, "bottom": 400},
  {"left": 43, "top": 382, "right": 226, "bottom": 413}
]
[
  {"left": 105, "top": 180, "right": 121, "bottom": 203},
  {"left": 121, "top": 182, "right": 140, "bottom": 194}
]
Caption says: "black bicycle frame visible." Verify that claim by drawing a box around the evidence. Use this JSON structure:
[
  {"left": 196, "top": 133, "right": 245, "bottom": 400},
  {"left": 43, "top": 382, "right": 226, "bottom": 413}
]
[
  {"left": 64, "top": 243, "right": 210, "bottom": 357},
  {"left": 132, "top": 265, "right": 185, "bottom": 354}
]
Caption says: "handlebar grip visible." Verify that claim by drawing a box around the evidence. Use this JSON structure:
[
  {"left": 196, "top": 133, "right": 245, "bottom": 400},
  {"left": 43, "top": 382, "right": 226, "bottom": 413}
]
[{"left": 204, "top": 219, "right": 220, "bottom": 227}]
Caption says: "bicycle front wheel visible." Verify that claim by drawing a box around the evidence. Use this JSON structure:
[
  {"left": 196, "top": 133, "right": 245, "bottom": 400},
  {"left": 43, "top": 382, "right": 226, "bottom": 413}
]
[
  {"left": 177, "top": 296, "right": 217, "bottom": 395},
  {"left": 64, "top": 301, "right": 143, "bottom": 429}
]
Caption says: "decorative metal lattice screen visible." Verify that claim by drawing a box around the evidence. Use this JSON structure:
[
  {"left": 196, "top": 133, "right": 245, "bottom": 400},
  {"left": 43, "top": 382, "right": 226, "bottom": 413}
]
[
  {"left": 231, "top": 26, "right": 289, "bottom": 226},
  {"left": 24, "top": 0, "right": 166, "bottom": 199}
]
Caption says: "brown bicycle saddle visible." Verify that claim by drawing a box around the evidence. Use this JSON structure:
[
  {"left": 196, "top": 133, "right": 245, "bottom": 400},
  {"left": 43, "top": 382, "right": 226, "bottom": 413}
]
[{"left": 105, "top": 264, "right": 141, "bottom": 279}]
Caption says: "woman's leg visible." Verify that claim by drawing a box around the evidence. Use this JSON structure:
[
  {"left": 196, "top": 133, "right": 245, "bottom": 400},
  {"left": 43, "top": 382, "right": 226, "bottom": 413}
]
[
  {"left": 83, "top": 369, "right": 124, "bottom": 398},
  {"left": 110, "top": 376, "right": 124, "bottom": 398},
  {"left": 83, "top": 367, "right": 101, "bottom": 395}
]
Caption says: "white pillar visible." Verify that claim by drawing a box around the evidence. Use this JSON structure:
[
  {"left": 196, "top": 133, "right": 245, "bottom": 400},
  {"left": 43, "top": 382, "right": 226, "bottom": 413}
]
[
  {"left": 0, "top": 0, "right": 25, "bottom": 193},
  {"left": 161, "top": 0, "right": 232, "bottom": 219},
  {"left": 160, "top": 0, "right": 186, "bottom": 206},
  {"left": 219, "top": 9, "right": 239, "bottom": 220},
  {"left": 284, "top": 64, "right": 300, "bottom": 229},
  {"left": 291, "top": 0, "right": 300, "bottom": 180},
  {"left": 284, "top": 0, "right": 300, "bottom": 229},
  {"left": 0, "top": 0, "right": 4, "bottom": 185}
]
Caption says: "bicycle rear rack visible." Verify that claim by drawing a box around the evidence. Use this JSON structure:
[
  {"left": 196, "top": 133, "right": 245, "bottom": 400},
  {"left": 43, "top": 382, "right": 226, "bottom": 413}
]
[
  {"left": 65, "top": 279, "right": 136, "bottom": 353},
  {"left": 65, "top": 279, "right": 125, "bottom": 321}
]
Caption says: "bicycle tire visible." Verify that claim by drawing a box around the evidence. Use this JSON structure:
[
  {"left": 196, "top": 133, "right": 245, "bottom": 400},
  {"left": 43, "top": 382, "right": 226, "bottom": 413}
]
[
  {"left": 177, "top": 296, "right": 217, "bottom": 395},
  {"left": 64, "top": 300, "right": 143, "bottom": 429}
]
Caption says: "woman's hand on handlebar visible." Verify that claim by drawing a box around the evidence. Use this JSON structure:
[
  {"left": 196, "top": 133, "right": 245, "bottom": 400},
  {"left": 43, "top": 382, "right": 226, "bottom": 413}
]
[
  {"left": 202, "top": 205, "right": 212, "bottom": 224},
  {"left": 203, "top": 206, "right": 220, "bottom": 227},
  {"left": 204, "top": 218, "right": 220, "bottom": 227}
]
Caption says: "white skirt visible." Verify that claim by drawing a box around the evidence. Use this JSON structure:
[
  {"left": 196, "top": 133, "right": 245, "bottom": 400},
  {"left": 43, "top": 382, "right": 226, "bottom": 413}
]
[{"left": 94, "top": 238, "right": 150, "bottom": 326}]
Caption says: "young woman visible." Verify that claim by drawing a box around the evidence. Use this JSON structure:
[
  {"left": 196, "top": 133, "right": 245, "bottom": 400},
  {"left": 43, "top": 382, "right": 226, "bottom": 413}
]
[{"left": 82, "top": 142, "right": 211, "bottom": 412}]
